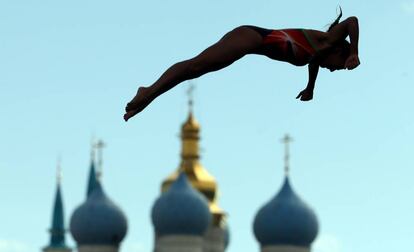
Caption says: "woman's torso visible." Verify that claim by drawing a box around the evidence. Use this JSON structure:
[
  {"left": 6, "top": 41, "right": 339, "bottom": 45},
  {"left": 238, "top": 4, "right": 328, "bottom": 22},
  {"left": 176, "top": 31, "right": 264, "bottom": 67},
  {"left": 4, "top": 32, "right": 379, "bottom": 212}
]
[{"left": 247, "top": 26, "right": 328, "bottom": 66}]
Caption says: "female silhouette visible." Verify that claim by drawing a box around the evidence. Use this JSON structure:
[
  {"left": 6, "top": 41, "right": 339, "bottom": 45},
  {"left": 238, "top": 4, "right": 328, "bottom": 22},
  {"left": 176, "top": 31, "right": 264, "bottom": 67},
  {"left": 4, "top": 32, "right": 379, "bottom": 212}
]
[{"left": 124, "top": 9, "right": 359, "bottom": 121}]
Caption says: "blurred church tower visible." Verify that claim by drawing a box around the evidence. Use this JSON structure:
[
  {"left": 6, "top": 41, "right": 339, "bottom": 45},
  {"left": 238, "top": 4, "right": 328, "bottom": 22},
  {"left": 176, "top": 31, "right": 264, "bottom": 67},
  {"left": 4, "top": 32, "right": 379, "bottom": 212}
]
[{"left": 154, "top": 86, "right": 229, "bottom": 252}]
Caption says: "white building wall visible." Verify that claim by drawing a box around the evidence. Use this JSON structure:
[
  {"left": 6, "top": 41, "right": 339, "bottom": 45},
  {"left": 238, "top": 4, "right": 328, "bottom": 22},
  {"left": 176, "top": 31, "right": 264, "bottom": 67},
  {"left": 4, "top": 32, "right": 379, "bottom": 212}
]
[
  {"left": 154, "top": 235, "right": 204, "bottom": 252},
  {"left": 261, "top": 245, "right": 310, "bottom": 252},
  {"left": 203, "top": 225, "right": 226, "bottom": 252},
  {"left": 77, "top": 245, "right": 119, "bottom": 252},
  {"left": 43, "top": 248, "right": 72, "bottom": 252}
]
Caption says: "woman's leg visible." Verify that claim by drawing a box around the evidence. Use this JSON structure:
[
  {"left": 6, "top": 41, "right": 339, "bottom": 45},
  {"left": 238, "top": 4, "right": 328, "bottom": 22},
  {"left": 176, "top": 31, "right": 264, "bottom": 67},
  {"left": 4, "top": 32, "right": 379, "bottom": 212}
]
[{"left": 124, "top": 26, "right": 263, "bottom": 121}]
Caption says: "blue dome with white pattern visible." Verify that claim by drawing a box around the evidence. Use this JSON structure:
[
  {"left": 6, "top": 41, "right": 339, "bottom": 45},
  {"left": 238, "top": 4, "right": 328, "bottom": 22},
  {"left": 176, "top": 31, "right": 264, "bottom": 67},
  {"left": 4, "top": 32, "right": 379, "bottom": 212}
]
[
  {"left": 253, "top": 177, "right": 318, "bottom": 247},
  {"left": 70, "top": 182, "right": 128, "bottom": 245},
  {"left": 151, "top": 172, "right": 211, "bottom": 236}
]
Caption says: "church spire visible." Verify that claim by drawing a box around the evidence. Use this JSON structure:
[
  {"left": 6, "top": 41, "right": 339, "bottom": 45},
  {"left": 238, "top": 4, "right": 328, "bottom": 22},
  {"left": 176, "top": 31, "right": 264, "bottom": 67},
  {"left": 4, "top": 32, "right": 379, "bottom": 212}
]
[
  {"left": 162, "top": 83, "right": 226, "bottom": 226},
  {"left": 180, "top": 82, "right": 200, "bottom": 161},
  {"left": 86, "top": 142, "right": 98, "bottom": 197},
  {"left": 159, "top": 85, "right": 230, "bottom": 250},
  {"left": 43, "top": 160, "right": 71, "bottom": 252}
]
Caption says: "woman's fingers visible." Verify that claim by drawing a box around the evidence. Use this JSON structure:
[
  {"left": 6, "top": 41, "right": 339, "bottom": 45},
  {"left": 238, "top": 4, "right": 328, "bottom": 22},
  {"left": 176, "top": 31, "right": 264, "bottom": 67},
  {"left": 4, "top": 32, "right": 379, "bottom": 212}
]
[{"left": 345, "top": 55, "right": 360, "bottom": 70}]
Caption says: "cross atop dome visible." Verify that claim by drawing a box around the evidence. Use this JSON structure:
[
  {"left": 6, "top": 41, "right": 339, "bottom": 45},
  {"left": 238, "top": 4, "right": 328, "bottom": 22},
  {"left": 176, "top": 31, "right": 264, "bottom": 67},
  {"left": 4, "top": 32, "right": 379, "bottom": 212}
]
[
  {"left": 187, "top": 82, "right": 195, "bottom": 113},
  {"left": 94, "top": 139, "right": 106, "bottom": 180},
  {"left": 281, "top": 134, "right": 293, "bottom": 176},
  {"left": 56, "top": 156, "right": 62, "bottom": 185}
]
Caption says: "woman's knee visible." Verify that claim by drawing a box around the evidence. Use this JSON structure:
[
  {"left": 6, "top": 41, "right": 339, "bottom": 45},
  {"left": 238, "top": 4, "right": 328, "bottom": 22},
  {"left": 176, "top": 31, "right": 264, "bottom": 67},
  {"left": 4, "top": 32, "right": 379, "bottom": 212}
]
[{"left": 185, "top": 59, "right": 207, "bottom": 78}]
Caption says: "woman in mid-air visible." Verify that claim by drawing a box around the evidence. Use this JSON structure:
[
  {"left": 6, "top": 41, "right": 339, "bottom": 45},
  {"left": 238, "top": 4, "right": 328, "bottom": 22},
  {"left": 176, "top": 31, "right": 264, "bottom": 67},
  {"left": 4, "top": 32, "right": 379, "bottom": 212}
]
[{"left": 124, "top": 9, "right": 360, "bottom": 121}]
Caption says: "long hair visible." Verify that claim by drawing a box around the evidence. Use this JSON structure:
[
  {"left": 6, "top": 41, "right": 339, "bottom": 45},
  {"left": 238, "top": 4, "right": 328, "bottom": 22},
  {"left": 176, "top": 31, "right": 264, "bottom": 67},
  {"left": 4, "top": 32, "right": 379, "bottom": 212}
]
[
  {"left": 327, "top": 6, "right": 343, "bottom": 32},
  {"left": 311, "top": 6, "right": 349, "bottom": 63}
]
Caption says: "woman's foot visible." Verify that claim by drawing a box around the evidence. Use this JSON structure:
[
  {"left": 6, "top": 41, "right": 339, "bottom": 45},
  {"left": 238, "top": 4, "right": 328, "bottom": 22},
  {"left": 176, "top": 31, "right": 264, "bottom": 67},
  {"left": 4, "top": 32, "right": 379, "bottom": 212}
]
[{"left": 123, "top": 86, "right": 152, "bottom": 121}]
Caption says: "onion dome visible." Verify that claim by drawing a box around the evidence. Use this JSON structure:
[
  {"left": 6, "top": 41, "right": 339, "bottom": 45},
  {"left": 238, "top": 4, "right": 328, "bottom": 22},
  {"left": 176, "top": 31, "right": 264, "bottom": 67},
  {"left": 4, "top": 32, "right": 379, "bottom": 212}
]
[
  {"left": 70, "top": 181, "right": 128, "bottom": 245},
  {"left": 152, "top": 172, "right": 211, "bottom": 236},
  {"left": 253, "top": 177, "right": 318, "bottom": 247},
  {"left": 253, "top": 134, "right": 318, "bottom": 247}
]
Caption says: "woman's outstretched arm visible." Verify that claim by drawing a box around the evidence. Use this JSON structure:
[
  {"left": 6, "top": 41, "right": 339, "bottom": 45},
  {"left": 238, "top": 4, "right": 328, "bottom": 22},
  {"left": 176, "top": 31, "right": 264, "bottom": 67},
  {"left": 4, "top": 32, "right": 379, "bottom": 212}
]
[{"left": 296, "top": 62, "right": 319, "bottom": 101}]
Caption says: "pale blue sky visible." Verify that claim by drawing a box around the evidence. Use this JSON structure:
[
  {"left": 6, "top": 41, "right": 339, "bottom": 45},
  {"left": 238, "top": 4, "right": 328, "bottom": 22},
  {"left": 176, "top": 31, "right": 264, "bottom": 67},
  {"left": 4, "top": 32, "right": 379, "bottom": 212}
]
[{"left": 1, "top": 1, "right": 414, "bottom": 252}]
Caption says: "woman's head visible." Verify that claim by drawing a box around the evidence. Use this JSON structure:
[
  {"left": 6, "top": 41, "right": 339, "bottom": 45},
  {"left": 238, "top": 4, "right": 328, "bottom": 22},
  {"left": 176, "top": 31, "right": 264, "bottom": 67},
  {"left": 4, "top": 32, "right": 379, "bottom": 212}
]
[
  {"left": 319, "top": 40, "right": 350, "bottom": 71},
  {"left": 319, "top": 6, "right": 351, "bottom": 71}
]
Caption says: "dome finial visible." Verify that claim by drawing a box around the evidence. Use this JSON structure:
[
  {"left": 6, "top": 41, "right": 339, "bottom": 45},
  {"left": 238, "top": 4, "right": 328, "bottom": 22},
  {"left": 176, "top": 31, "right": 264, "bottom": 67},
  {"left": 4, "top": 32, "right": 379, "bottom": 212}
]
[
  {"left": 94, "top": 139, "right": 106, "bottom": 181},
  {"left": 187, "top": 81, "right": 195, "bottom": 114},
  {"left": 57, "top": 155, "right": 62, "bottom": 185},
  {"left": 281, "top": 134, "right": 293, "bottom": 177},
  {"left": 90, "top": 135, "right": 96, "bottom": 163}
]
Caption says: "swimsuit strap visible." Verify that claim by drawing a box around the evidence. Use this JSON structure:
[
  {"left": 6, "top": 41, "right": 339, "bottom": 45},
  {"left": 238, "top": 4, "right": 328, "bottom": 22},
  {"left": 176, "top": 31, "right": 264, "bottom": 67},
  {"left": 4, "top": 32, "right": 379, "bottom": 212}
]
[{"left": 300, "top": 29, "right": 319, "bottom": 53}]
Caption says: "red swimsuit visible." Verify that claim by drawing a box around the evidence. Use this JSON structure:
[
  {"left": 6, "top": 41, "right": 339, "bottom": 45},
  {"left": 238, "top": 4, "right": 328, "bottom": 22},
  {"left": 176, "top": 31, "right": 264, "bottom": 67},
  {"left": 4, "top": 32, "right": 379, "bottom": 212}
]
[
  {"left": 244, "top": 26, "right": 318, "bottom": 66},
  {"left": 262, "top": 29, "right": 317, "bottom": 65}
]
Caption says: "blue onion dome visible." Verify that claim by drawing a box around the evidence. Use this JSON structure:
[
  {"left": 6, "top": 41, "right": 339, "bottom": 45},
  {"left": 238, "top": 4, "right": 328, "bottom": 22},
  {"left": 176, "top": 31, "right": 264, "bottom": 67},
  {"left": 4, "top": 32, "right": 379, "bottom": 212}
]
[
  {"left": 253, "top": 177, "right": 318, "bottom": 247},
  {"left": 152, "top": 172, "right": 211, "bottom": 236},
  {"left": 70, "top": 182, "right": 128, "bottom": 245}
]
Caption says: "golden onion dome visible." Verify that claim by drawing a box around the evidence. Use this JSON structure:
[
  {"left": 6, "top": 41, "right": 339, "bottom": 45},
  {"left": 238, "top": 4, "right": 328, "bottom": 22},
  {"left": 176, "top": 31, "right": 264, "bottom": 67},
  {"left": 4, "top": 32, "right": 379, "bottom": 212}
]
[{"left": 161, "top": 111, "right": 225, "bottom": 226}]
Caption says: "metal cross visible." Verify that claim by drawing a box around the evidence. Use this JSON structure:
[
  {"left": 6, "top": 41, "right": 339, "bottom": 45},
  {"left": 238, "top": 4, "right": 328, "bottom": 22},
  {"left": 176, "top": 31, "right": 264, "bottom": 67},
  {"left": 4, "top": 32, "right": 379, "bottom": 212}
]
[
  {"left": 94, "top": 139, "right": 106, "bottom": 179},
  {"left": 281, "top": 134, "right": 293, "bottom": 176},
  {"left": 187, "top": 82, "right": 195, "bottom": 112},
  {"left": 56, "top": 156, "right": 62, "bottom": 184},
  {"left": 90, "top": 135, "right": 96, "bottom": 162}
]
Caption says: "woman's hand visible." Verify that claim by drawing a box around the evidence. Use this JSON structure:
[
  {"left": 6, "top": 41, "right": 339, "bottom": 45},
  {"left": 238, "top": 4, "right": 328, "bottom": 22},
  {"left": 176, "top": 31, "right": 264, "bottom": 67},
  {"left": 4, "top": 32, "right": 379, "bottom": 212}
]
[
  {"left": 296, "top": 88, "right": 313, "bottom": 101},
  {"left": 345, "top": 54, "right": 360, "bottom": 70}
]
